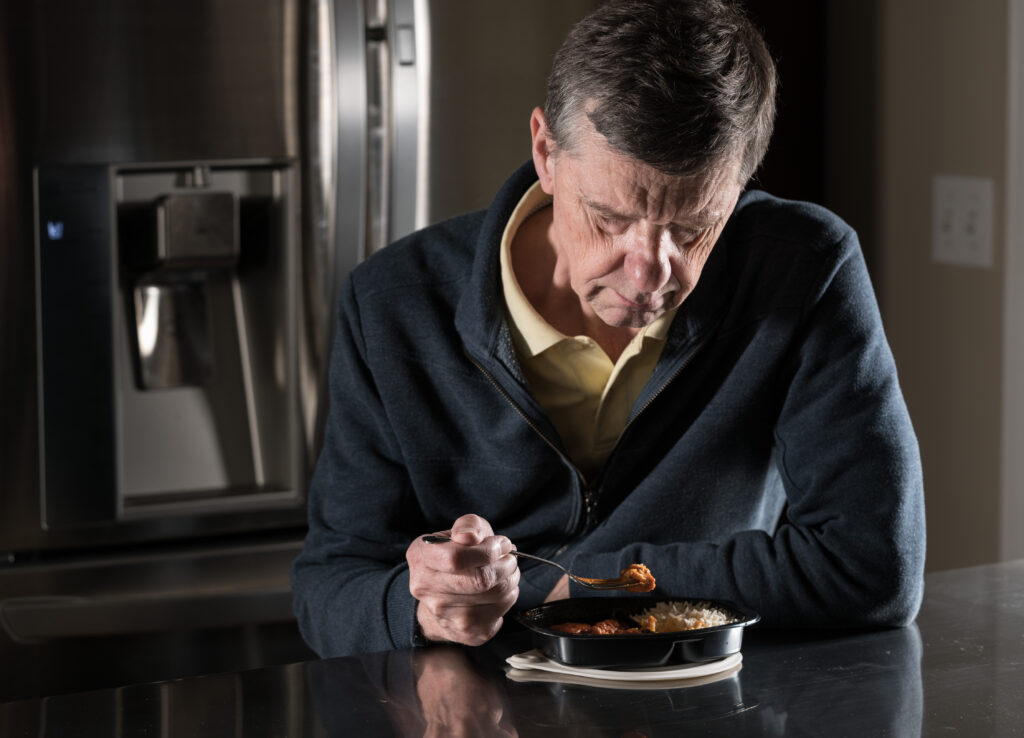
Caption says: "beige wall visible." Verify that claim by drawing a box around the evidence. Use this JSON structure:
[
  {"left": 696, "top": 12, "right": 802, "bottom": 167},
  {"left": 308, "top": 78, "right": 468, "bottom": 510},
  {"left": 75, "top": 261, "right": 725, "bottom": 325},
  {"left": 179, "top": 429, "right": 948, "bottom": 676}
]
[{"left": 874, "top": 1, "right": 1008, "bottom": 570}]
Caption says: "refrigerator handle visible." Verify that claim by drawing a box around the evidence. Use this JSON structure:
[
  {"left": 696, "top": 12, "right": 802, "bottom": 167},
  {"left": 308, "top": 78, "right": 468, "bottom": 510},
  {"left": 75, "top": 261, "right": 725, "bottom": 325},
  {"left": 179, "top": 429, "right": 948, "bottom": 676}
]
[
  {"left": 366, "top": 8, "right": 391, "bottom": 256},
  {"left": 386, "top": 0, "right": 429, "bottom": 243},
  {"left": 303, "top": 0, "right": 369, "bottom": 459}
]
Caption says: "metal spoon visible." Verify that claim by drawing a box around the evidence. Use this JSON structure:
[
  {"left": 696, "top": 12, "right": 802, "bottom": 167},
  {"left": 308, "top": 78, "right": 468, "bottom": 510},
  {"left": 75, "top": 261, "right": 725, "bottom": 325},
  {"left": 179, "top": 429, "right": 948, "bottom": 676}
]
[{"left": 421, "top": 534, "right": 643, "bottom": 591}]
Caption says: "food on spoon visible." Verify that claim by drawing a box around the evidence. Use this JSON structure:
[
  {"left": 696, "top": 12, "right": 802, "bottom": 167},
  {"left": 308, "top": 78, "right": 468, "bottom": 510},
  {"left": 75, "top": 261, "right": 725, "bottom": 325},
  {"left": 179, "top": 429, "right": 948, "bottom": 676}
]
[
  {"left": 546, "top": 600, "right": 739, "bottom": 635},
  {"left": 579, "top": 562, "right": 656, "bottom": 591},
  {"left": 619, "top": 562, "right": 656, "bottom": 592}
]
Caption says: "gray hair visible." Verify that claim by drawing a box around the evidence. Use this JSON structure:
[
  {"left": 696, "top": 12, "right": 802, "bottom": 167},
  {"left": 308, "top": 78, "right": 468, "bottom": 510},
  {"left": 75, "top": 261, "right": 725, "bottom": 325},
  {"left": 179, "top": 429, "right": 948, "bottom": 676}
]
[{"left": 544, "top": 0, "right": 778, "bottom": 184}]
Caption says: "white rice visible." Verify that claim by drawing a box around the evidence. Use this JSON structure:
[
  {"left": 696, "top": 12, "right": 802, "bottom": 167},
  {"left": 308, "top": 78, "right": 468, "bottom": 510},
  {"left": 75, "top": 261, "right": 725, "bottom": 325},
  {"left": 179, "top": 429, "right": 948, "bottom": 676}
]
[{"left": 630, "top": 600, "right": 739, "bottom": 633}]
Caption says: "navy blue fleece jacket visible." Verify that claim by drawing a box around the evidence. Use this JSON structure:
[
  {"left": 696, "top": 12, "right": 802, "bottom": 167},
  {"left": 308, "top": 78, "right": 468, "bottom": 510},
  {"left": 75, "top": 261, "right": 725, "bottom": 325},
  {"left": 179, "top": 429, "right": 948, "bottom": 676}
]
[{"left": 291, "top": 162, "right": 926, "bottom": 657}]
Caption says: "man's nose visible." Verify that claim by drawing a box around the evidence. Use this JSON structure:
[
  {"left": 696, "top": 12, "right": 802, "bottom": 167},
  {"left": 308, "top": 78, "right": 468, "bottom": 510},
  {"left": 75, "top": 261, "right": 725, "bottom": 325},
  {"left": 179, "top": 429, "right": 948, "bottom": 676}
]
[{"left": 624, "top": 226, "right": 672, "bottom": 294}]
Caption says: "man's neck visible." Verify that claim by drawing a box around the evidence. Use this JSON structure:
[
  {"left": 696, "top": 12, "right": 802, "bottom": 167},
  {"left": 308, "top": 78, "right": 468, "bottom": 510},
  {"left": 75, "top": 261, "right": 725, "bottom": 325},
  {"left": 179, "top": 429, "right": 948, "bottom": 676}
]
[{"left": 510, "top": 206, "right": 638, "bottom": 362}]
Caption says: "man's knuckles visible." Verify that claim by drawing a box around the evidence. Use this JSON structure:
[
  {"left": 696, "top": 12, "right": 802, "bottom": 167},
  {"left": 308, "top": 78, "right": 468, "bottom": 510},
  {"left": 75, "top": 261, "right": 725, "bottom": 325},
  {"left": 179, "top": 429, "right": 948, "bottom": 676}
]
[{"left": 467, "top": 565, "right": 500, "bottom": 592}]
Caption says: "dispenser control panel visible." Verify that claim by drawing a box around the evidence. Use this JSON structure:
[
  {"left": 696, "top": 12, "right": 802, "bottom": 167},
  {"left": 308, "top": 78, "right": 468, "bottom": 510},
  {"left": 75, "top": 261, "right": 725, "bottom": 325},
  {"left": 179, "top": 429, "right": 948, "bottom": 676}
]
[{"left": 34, "top": 165, "right": 118, "bottom": 526}]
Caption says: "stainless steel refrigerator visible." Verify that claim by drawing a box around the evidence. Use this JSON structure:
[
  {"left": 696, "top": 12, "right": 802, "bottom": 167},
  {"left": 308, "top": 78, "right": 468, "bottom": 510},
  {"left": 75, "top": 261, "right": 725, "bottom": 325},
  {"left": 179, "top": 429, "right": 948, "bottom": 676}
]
[{"left": 0, "top": 0, "right": 601, "bottom": 702}]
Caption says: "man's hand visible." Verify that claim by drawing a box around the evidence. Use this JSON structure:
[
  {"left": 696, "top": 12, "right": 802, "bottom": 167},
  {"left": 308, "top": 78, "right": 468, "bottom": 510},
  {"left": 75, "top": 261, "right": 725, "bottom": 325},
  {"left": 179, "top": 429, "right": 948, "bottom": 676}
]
[{"left": 407, "top": 514, "right": 520, "bottom": 646}]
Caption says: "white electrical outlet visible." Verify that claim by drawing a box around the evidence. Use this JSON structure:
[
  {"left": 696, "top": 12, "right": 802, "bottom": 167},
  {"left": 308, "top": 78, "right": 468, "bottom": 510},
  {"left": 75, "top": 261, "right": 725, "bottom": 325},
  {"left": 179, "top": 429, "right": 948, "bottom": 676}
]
[{"left": 932, "top": 174, "right": 995, "bottom": 268}]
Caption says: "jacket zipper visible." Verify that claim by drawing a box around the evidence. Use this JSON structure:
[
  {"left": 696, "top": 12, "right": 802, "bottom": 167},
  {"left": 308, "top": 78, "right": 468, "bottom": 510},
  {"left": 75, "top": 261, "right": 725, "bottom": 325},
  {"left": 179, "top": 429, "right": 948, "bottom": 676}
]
[
  {"left": 577, "top": 326, "right": 720, "bottom": 516},
  {"left": 466, "top": 326, "right": 714, "bottom": 539},
  {"left": 463, "top": 352, "right": 597, "bottom": 534}
]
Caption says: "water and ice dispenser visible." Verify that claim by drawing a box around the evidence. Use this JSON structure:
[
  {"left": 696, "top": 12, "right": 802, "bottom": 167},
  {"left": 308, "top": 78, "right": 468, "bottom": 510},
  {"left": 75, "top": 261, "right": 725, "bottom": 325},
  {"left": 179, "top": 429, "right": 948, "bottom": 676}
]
[{"left": 34, "top": 161, "right": 303, "bottom": 526}]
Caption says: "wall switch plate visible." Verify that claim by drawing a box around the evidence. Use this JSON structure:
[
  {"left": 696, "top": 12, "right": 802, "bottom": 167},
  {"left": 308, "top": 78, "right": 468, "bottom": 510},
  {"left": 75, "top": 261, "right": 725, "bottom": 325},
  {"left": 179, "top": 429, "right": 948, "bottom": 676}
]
[{"left": 932, "top": 174, "right": 995, "bottom": 268}]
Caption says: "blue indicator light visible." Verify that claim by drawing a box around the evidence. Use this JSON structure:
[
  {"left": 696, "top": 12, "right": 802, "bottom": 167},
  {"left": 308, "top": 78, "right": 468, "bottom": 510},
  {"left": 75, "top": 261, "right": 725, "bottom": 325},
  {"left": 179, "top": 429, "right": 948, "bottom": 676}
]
[{"left": 46, "top": 221, "right": 64, "bottom": 240}]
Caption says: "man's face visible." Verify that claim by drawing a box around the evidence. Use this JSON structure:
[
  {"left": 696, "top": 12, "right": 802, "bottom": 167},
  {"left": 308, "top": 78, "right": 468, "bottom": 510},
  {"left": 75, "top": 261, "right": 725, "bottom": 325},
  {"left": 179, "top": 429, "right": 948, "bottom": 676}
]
[{"left": 532, "top": 109, "right": 742, "bottom": 330}]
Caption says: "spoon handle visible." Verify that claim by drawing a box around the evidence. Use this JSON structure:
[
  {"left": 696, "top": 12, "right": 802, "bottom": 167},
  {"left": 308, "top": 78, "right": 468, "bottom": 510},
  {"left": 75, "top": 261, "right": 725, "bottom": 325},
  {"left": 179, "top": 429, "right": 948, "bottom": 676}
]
[
  {"left": 421, "top": 535, "right": 455, "bottom": 544},
  {"left": 420, "top": 534, "right": 627, "bottom": 588},
  {"left": 422, "top": 534, "right": 567, "bottom": 568}
]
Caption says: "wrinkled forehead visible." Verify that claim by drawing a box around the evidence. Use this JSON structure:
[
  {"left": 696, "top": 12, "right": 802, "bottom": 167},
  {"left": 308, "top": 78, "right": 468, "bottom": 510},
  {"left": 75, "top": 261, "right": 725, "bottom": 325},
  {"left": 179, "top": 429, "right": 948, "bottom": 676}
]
[{"left": 563, "top": 139, "right": 742, "bottom": 226}]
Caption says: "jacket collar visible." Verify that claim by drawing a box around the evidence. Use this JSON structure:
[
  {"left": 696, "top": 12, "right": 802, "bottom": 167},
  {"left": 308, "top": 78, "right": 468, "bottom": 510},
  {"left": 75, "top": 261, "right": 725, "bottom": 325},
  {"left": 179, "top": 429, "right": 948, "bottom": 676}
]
[{"left": 455, "top": 161, "right": 537, "bottom": 380}]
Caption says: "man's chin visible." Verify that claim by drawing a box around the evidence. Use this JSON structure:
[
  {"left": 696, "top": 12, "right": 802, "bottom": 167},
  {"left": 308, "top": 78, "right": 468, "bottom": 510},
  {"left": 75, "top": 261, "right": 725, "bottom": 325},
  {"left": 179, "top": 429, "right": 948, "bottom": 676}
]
[{"left": 595, "top": 306, "right": 664, "bottom": 329}]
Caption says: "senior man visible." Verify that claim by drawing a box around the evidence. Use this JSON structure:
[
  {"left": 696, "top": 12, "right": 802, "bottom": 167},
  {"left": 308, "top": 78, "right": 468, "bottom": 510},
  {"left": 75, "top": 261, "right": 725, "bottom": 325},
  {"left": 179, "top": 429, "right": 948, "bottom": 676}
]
[{"left": 292, "top": 0, "right": 925, "bottom": 656}]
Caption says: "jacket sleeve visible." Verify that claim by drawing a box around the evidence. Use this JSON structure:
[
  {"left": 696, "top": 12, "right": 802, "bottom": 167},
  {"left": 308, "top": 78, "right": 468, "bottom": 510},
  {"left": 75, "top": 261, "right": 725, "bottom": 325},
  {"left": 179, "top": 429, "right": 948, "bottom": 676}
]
[
  {"left": 571, "top": 228, "right": 926, "bottom": 628},
  {"left": 290, "top": 275, "right": 425, "bottom": 657}
]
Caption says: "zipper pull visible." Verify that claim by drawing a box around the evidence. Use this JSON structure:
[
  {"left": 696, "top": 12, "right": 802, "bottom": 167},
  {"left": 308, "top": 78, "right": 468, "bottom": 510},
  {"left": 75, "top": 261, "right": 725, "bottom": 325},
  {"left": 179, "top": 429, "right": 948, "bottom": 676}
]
[{"left": 583, "top": 486, "right": 598, "bottom": 530}]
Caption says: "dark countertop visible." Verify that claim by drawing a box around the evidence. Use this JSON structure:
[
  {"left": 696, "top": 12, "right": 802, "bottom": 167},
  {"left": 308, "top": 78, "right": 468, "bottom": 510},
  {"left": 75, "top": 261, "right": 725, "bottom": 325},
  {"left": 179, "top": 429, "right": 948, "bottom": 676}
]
[{"left": 2, "top": 560, "right": 1022, "bottom": 737}]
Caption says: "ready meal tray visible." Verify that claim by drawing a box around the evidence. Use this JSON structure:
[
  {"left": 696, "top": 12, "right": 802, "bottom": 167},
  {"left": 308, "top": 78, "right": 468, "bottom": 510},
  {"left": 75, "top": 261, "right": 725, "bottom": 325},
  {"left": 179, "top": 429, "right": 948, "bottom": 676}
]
[{"left": 515, "top": 596, "right": 759, "bottom": 668}]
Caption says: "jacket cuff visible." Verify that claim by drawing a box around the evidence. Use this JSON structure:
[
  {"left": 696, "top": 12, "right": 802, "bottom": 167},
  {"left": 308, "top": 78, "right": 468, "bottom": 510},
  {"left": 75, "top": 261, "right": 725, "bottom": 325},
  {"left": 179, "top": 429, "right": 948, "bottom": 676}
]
[{"left": 385, "top": 566, "right": 421, "bottom": 649}]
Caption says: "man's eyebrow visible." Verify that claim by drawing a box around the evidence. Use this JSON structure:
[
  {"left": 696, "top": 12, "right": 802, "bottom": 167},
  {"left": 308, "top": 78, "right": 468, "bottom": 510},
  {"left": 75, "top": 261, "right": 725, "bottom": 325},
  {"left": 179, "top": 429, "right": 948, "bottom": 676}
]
[
  {"left": 583, "top": 198, "right": 633, "bottom": 220},
  {"left": 583, "top": 196, "right": 721, "bottom": 229}
]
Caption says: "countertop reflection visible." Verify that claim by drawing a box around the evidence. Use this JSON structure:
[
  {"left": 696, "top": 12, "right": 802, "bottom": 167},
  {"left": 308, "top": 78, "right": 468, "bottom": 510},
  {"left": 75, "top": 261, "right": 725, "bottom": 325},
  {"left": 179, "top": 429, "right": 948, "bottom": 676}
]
[
  {"left": 308, "top": 623, "right": 921, "bottom": 736},
  {"left": 2, "top": 561, "right": 1022, "bottom": 737}
]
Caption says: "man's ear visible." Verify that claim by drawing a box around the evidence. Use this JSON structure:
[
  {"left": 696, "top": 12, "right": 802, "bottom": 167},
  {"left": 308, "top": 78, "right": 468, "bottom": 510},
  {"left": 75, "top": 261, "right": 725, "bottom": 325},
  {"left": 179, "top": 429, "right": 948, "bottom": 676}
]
[{"left": 530, "top": 107, "right": 557, "bottom": 195}]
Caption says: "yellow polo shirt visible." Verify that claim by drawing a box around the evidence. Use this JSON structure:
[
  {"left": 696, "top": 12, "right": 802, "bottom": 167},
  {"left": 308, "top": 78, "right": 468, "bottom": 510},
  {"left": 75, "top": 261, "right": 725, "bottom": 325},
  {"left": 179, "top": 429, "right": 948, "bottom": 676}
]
[{"left": 499, "top": 183, "right": 676, "bottom": 482}]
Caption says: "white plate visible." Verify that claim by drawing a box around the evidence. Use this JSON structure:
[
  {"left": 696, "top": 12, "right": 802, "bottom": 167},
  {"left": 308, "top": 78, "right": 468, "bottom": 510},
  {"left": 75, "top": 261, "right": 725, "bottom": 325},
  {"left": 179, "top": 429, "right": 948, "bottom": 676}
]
[{"left": 505, "top": 649, "right": 742, "bottom": 682}]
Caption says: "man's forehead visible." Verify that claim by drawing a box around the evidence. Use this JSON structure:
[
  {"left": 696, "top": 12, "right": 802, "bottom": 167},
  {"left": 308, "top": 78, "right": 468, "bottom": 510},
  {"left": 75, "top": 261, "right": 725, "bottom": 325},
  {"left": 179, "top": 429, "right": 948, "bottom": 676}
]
[
  {"left": 573, "top": 157, "right": 739, "bottom": 225},
  {"left": 553, "top": 114, "right": 741, "bottom": 222}
]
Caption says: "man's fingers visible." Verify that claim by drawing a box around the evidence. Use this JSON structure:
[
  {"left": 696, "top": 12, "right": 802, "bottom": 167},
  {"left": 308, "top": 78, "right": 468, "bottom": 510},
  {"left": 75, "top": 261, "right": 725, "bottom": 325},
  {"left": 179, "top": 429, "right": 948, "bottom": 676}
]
[
  {"left": 420, "top": 533, "right": 512, "bottom": 571},
  {"left": 446, "top": 536, "right": 513, "bottom": 568},
  {"left": 448, "top": 513, "right": 495, "bottom": 545},
  {"left": 410, "top": 556, "right": 520, "bottom": 601}
]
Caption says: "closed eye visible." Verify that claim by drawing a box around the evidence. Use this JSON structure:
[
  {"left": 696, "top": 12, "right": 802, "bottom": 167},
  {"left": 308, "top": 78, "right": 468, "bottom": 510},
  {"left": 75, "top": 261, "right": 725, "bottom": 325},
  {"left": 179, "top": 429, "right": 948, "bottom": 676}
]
[
  {"left": 595, "top": 215, "right": 630, "bottom": 235},
  {"left": 669, "top": 224, "right": 706, "bottom": 245}
]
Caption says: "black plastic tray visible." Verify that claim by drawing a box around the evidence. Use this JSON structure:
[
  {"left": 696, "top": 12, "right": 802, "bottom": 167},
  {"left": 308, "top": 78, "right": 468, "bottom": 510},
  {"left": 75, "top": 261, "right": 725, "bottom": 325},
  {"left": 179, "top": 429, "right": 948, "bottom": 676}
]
[{"left": 514, "top": 596, "right": 759, "bottom": 668}]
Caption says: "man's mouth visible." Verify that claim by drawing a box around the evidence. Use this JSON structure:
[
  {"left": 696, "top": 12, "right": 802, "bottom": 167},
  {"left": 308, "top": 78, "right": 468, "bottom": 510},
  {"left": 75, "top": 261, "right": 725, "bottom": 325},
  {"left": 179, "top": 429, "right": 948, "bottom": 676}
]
[{"left": 614, "top": 291, "right": 668, "bottom": 311}]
